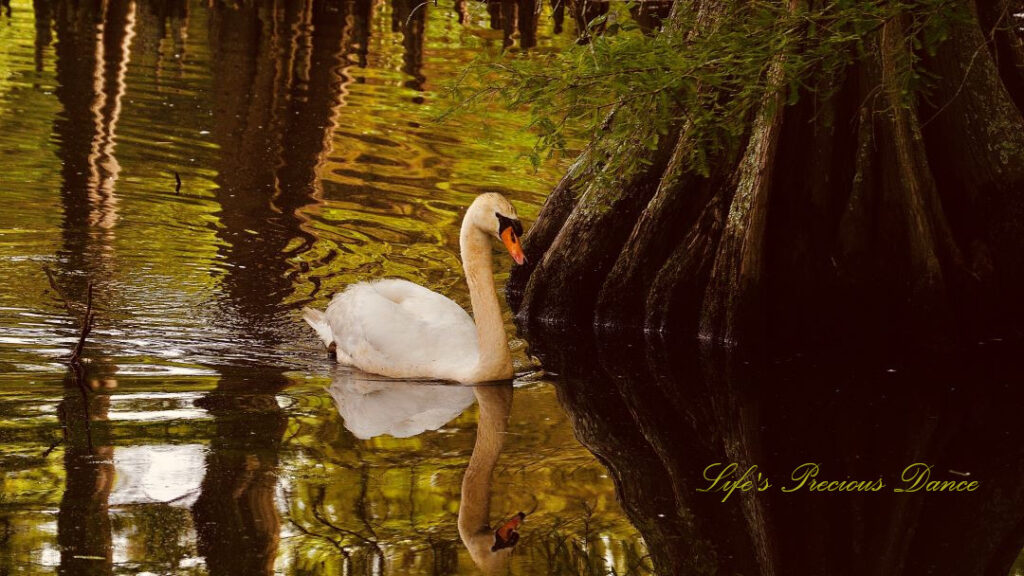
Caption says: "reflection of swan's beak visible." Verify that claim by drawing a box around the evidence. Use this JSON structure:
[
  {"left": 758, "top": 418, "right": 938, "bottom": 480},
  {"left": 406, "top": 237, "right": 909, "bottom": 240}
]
[
  {"left": 491, "top": 511, "right": 526, "bottom": 551},
  {"left": 501, "top": 227, "right": 527, "bottom": 265}
]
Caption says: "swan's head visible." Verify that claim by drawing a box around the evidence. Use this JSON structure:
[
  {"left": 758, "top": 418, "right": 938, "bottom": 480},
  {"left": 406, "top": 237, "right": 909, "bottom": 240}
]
[
  {"left": 490, "top": 512, "right": 525, "bottom": 552},
  {"left": 461, "top": 512, "right": 525, "bottom": 574},
  {"left": 468, "top": 193, "right": 527, "bottom": 265}
]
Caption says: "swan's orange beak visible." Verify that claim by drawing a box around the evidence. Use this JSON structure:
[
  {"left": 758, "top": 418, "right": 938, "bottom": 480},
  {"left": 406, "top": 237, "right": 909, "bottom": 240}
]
[
  {"left": 492, "top": 512, "right": 526, "bottom": 552},
  {"left": 501, "top": 228, "right": 527, "bottom": 265},
  {"left": 496, "top": 512, "right": 524, "bottom": 540}
]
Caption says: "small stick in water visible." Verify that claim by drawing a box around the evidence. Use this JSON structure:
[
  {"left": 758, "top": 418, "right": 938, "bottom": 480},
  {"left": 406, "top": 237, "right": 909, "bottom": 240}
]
[
  {"left": 41, "top": 437, "right": 63, "bottom": 458},
  {"left": 45, "top": 276, "right": 98, "bottom": 452},
  {"left": 42, "top": 269, "right": 95, "bottom": 362},
  {"left": 42, "top": 265, "right": 79, "bottom": 318},
  {"left": 69, "top": 282, "right": 94, "bottom": 365}
]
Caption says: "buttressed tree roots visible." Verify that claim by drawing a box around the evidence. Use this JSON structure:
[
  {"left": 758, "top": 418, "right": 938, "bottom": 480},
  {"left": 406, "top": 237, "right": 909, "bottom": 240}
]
[{"left": 508, "top": 0, "right": 1024, "bottom": 351}]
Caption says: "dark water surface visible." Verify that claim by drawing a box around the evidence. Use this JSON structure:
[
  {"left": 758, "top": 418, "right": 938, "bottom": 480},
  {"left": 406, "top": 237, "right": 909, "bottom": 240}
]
[
  {"left": 1, "top": 1, "right": 1023, "bottom": 576},
  {"left": 526, "top": 328, "right": 1024, "bottom": 576}
]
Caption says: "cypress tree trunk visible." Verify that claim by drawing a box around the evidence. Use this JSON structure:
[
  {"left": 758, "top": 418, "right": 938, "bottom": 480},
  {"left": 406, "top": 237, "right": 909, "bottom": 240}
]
[{"left": 508, "top": 0, "right": 1024, "bottom": 350}]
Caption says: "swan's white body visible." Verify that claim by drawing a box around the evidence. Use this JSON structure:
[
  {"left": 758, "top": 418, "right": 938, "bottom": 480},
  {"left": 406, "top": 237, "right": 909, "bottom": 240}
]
[
  {"left": 303, "top": 193, "right": 523, "bottom": 383},
  {"left": 309, "top": 279, "right": 479, "bottom": 380}
]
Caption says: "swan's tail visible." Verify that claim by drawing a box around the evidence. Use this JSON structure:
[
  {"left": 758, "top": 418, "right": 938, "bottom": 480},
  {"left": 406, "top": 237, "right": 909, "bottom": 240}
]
[{"left": 302, "top": 307, "right": 334, "bottom": 349}]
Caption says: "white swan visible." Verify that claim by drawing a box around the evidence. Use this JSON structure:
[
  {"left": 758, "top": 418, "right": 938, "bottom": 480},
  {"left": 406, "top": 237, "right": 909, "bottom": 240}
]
[{"left": 302, "top": 193, "right": 526, "bottom": 383}]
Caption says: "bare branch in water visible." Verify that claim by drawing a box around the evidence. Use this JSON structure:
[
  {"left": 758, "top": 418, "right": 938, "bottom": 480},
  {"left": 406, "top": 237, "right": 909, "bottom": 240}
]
[
  {"left": 41, "top": 437, "right": 63, "bottom": 458},
  {"left": 46, "top": 270, "right": 98, "bottom": 450},
  {"left": 69, "top": 282, "right": 95, "bottom": 365},
  {"left": 42, "top": 265, "right": 81, "bottom": 319}
]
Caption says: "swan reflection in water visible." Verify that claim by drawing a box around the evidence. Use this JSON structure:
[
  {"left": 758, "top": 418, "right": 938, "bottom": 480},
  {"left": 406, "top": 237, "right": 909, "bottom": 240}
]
[
  {"left": 327, "top": 370, "right": 523, "bottom": 572},
  {"left": 457, "top": 384, "right": 522, "bottom": 573}
]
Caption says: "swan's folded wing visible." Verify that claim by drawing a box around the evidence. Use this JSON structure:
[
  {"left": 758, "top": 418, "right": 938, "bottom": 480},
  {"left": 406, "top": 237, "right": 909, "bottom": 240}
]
[{"left": 329, "top": 279, "right": 478, "bottom": 378}]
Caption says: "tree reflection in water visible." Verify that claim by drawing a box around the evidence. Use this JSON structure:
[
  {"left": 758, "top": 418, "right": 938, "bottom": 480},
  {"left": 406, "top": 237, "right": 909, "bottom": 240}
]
[
  {"left": 528, "top": 325, "right": 1024, "bottom": 576},
  {"left": 57, "top": 366, "right": 115, "bottom": 576},
  {"left": 207, "top": 0, "right": 359, "bottom": 339},
  {"left": 191, "top": 367, "right": 288, "bottom": 576}
]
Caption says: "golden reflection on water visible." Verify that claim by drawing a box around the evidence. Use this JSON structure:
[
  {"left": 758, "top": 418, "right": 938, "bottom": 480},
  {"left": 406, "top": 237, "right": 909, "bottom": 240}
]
[
  {"left": 0, "top": 368, "right": 648, "bottom": 575},
  {"left": 0, "top": 0, "right": 573, "bottom": 376},
  {"left": 0, "top": 0, "right": 650, "bottom": 574}
]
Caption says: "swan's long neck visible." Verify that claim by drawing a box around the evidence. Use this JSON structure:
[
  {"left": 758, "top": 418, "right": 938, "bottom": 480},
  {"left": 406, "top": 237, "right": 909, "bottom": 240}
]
[
  {"left": 460, "top": 216, "right": 513, "bottom": 382},
  {"left": 458, "top": 386, "right": 513, "bottom": 568}
]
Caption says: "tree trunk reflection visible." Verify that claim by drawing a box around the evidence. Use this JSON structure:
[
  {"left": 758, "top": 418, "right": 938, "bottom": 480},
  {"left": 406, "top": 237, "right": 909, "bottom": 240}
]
[{"left": 530, "top": 327, "right": 1024, "bottom": 576}]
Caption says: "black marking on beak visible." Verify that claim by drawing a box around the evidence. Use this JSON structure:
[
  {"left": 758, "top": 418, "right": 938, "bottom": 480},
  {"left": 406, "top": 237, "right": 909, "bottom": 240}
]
[
  {"left": 491, "top": 511, "right": 526, "bottom": 551},
  {"left": 491, "top": 530, "right": 520, "bottom": 552},
  {"left": 496, "top": 212, "right": 523, "bottom": 237}
]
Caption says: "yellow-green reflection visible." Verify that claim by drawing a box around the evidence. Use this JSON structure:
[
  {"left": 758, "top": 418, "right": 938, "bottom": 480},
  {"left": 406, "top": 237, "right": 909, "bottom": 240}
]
[
  {"left": 0, "top": 0, "right": 574, "bottom": 378},
  {"left": 0, "top": 369, "right": 650, "bottom": 575},
  {"left": 0, "top": 0, "right": 645, "bottom": 574}
]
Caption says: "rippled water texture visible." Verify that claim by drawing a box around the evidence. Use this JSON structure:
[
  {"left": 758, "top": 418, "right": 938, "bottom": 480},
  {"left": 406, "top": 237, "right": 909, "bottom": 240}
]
[
  {"left": 4, "top": 1, "right": 1024, "bottom": 576},
  {"left": 0, "top": 0, "right": 572, "bottom": 375},
  {"left": 0, "top": 1, "right": 649, "bottom": 574}
]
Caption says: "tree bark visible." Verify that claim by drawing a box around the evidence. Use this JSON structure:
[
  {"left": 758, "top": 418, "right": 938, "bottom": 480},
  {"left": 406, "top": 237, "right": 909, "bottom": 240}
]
[
  {"left": 512, "top": 124, "right": 677, "bottom": 327},
  {"left": 698, "top": 45, "right": 791, "bottom": 346},
  {"left": 510, "top": 0, "right": 1024, "bottom": 350},
  {"left": 919, "top": 1, "right": 1024, "bottom": 329},
  {"left": 977, "top": 0, "right": 1024, "bottom": 113}
]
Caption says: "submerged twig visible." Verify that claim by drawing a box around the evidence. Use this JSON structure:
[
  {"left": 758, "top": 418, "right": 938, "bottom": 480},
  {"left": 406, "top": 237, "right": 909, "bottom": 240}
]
[
  {"left": 288, "top": 519, "right": 352, "bottom": 557},
  {"left": 69, "top": 282, "right": 95, "bottom": 365},
  {"left": 404, "top": 0, "right": 432, "bottom": 30},
  {"left": 68, "top": 356, "right": 94, "bottom": 452},
  {"left": 42, "top": 265, "right": 80, "bottom": 319},
  {"left": 43, "top": 267, "right": 97, "bottom": 366},
  {"left": 312, "top": 486, "right": 384, "bottom": 555},
  {"left": 46, "top": 270, "right": 98, "bottom": 451},
  {"left": 41, "top": 437, "right": 63, "bottom": 458}
]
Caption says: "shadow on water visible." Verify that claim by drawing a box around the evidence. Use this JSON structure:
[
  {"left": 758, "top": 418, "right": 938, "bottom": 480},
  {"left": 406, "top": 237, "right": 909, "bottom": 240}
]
[{"left": 527, "top": 325, "right": 1024, "bottom": 576}]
